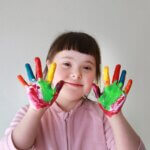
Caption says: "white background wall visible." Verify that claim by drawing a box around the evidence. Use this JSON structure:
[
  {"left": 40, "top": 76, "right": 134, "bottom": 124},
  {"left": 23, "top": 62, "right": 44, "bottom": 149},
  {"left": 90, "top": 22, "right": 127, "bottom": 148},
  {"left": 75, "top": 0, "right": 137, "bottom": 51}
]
[{"left": 0, "top": 0, "right": 149, "bottom": 149}]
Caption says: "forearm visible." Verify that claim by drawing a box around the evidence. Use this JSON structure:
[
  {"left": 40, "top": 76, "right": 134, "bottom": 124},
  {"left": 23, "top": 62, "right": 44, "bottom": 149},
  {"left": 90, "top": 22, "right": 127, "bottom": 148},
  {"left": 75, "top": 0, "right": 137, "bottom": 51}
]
[
  {"left": 12, "top": 106, "right": 46, "bottom": 149},
  {"left": 108, "top": 111, "right": 140, "bottom": 150}
]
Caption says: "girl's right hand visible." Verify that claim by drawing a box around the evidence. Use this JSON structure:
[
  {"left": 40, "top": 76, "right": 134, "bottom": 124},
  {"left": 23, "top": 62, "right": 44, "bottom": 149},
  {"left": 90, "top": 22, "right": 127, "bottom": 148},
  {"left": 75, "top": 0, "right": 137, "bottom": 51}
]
[{"left": 17, "top": 57, "right": 64, "bottom": 110}]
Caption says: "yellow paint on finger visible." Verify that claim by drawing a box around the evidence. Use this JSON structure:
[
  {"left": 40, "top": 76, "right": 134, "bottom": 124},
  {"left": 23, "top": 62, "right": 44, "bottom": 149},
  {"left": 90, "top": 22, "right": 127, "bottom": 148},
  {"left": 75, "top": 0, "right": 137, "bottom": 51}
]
[
  {"left": 103, "top": 66, "right": 110, "bottom": 86},
  {"left": 46, "top": 63, "right": 56, "bottom": 83}
]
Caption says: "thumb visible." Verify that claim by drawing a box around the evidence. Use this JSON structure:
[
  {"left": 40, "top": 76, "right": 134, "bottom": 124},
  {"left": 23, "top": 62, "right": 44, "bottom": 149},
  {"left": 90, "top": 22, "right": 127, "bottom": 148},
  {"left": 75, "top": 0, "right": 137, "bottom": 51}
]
[
  {"left": 92, "top": 83, "right": 101, "bottom": 98},
  {"left": 49, "top": 80, "right": 65, "bottom": 106},
  {"left": 55, "top": 80, "right": 65, "bottom": 93}
]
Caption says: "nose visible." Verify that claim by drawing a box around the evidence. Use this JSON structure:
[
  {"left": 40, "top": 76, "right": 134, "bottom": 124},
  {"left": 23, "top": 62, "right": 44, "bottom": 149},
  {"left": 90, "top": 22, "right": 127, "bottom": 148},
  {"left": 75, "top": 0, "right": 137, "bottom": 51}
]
[{"left": 70, "top": 69, "right": 82, "bottom": 80}]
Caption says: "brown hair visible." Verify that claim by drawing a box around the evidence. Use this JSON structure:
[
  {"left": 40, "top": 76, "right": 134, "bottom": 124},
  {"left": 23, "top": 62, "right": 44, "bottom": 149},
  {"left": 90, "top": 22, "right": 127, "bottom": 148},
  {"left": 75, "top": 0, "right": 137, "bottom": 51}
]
[{"left": 44, "top": 31, "right": 101, "bottom": 82}]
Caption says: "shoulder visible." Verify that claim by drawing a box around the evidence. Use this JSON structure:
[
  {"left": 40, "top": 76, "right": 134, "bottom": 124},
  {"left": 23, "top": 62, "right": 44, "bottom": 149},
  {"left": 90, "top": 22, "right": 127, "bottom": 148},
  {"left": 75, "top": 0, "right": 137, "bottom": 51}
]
[
  {"left": 17, "top": 104, "right": 29, "bottom": 113},
  {"left": 82, "top": 98, "right": 104, "bottom": 119},
  {"left": 10, "top": 104, "right": 30, "bottom": 124},
  {"left": 4, "top": 105, "right": 29, "bottom": 135}
]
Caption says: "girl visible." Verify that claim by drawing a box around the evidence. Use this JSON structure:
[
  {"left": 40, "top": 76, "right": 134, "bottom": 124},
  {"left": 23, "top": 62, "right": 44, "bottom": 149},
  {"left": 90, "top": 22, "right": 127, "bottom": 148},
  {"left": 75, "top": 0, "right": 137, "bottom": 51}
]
[{"left": 0, "top": 32, "right": 145, "bottom": 150}]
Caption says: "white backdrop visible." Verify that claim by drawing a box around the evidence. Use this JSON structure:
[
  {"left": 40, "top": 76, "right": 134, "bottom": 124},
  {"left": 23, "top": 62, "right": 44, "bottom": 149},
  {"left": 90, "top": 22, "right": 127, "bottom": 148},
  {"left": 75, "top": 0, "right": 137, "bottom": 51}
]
[{"left": 0, "top": 0, "right": 149, "bottom": 149}]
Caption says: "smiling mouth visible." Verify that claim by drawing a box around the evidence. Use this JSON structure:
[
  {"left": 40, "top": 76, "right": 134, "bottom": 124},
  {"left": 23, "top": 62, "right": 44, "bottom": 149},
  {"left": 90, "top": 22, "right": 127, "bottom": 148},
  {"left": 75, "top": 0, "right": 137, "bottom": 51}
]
[{"left": 65, "top": 82, "right": 83, "bottom": 87}]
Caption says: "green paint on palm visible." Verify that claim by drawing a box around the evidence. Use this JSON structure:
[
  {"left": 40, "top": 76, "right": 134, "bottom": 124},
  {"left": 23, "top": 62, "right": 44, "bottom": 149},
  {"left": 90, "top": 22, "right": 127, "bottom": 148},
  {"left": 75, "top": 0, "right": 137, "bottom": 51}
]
[
  {"left": 38, "top": 79, "right": 56, "bottom": 102},
  {"left": 98, "top": 81, "right": 123, "bottom": 110}
]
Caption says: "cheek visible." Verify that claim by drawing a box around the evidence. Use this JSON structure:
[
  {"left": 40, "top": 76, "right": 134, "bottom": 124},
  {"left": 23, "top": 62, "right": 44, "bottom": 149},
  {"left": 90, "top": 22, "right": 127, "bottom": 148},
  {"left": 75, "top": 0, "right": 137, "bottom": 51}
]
[
  {"left": 84, "top": 74, "right": 95, "bottom": 94},
  {"left": 52, "top": 67, "right": 68, "bottom": 86}
]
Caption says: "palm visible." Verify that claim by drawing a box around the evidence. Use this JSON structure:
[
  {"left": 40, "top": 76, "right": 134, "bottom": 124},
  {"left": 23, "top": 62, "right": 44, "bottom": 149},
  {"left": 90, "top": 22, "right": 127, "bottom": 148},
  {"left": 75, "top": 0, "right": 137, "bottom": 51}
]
[
  {"left": 99, "top": 81, "right": 124, "bottom": 110},
  {"left": 93, "top": 64, "right": 132, "bottom": 117}
]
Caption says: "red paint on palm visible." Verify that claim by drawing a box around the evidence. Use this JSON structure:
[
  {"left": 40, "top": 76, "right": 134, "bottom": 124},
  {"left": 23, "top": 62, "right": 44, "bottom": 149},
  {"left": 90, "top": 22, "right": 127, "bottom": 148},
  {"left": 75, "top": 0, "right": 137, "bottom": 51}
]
[
  {"left": 98, "top": 95, "right": 126, "bottom": 117},
  {"left": 27, "top": 84, "right": 50, "bottom": 109}
]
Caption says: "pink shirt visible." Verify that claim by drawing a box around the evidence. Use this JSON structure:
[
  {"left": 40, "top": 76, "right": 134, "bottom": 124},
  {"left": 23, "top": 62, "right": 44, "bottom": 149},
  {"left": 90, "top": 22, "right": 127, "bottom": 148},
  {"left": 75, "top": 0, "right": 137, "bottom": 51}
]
[{"left": 0, "top": 99, "right": 145, "bottom": 150}]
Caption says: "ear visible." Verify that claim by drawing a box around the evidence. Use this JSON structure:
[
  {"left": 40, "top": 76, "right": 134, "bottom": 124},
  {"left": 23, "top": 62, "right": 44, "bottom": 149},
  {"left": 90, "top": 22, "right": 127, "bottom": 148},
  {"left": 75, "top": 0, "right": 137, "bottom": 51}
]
[{"left": 46, "top": 60, "right": 50, "bottom": 67}]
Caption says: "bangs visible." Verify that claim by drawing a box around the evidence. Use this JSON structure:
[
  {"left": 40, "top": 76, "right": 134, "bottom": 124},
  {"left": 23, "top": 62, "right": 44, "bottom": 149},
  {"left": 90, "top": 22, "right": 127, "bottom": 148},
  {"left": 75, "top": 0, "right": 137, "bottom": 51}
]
[{"left": 50, "top": 32, "right": 99, "bottom": 57}]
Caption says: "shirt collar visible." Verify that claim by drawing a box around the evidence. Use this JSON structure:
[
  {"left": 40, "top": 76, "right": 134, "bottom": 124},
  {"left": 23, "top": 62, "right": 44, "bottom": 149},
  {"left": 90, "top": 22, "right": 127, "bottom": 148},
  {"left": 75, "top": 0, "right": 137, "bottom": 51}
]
[{"left": 51, "top": 97, "right": 85, "bottom": 115}]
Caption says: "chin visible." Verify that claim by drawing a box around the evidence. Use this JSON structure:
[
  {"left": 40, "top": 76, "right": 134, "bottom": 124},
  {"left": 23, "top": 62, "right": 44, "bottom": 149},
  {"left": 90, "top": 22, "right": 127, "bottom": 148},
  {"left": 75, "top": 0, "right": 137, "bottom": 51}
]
[{"left": 58, "top": 88, "right": 84, "bottom": 101}]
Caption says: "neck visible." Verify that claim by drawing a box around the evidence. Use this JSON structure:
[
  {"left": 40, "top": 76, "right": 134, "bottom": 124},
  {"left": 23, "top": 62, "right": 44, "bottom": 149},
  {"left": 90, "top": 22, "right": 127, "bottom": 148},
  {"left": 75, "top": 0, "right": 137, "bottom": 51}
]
[{"left": 56, "top": 97, "right": 83, "bottom": 112}]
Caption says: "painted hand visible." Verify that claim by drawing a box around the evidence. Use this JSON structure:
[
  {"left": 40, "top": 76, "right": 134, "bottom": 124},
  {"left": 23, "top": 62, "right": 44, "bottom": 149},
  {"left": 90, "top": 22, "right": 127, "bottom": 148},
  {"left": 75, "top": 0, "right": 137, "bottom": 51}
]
[
  {"left": 92, "top": 64, "right": 132, "bottom": 117},
  {"left": 17, "top": 57, "right": 64, "bottom": 110}
]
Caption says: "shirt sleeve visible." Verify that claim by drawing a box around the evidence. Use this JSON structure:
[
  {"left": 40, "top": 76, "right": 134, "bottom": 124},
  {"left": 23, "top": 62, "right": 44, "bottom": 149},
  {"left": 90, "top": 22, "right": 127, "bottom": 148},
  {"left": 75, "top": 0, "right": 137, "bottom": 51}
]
[
  {"left": 0, "top": 105, "right": 35, "bottom": 150},
  {"left": 138, "top": 139, "right": 146, "bottom": 150},
  {"left": 103, "top": 115, "right": 146, "bottom": 150},
  {"left": 103, "top": 114, "right": 116, "bottom": 150}
]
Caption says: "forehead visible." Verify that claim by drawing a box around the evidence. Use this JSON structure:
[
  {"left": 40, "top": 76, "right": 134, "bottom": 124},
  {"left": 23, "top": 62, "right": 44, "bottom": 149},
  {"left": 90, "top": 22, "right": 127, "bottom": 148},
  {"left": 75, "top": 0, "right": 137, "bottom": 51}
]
[{"left": 53, "top": 50, "right": 96, "bottom": 64}]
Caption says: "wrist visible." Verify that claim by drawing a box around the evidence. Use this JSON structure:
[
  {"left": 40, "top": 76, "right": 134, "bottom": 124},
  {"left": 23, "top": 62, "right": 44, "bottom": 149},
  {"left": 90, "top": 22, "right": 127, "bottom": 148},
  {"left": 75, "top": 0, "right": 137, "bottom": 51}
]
[
  {"left": 28, "top": 106, "right": 47, "bottom": 118},
  {"left": 106, "top": 111, "right": 124, "bottom": 123}
]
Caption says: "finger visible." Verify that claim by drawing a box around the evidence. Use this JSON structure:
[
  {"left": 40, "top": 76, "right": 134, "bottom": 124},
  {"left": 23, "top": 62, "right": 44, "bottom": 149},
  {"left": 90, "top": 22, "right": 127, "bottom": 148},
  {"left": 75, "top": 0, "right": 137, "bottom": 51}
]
[
  {"left": 35, "top": 57, "right": 43, "bottom": 79},
  {"left": 25, "top": 63, "right": 36, "bottom": 82},
  {"left": 17, "top": 75, "right": 29, "bottom": 86},
  {"left": 103, "top": 66, "right": 110, "bottom": 86},
  {"left": 124, "top": 79, "right": 133, "bottom": 95},
  {"left": 55, "top": 80, "right": 64, "bottom": 93},
  {"left": 50, "top": 80, "right": 64, "bottom": 105},
  {"left": 118, "top": 70, "right": 126, "bottom": 88},
  {"left": 92, "top": 83, "right": 101, "bottom": 98},
  {"left": 112, "top": 64, "right": 121, "bottom": 83},
  {"left": 46, "top": 62, "right": 56, "bottom": 83}
]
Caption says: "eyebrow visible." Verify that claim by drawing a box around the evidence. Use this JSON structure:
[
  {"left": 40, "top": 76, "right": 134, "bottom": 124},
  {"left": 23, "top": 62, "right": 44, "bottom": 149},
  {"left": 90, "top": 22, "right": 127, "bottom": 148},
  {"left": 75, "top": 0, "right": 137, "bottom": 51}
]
[{"left": 61, "top": 56, "right": 95, "bottom": 65}]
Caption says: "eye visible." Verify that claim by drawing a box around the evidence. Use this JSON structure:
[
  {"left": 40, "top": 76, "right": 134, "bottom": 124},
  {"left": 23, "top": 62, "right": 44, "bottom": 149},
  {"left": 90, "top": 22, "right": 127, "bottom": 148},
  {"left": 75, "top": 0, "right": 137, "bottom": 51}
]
[
  {"left": 62, "top": 62, "right": 71, "bottom": 67},
  {"left": 83, "top": 66, "right": 92, "bottom": 70}
]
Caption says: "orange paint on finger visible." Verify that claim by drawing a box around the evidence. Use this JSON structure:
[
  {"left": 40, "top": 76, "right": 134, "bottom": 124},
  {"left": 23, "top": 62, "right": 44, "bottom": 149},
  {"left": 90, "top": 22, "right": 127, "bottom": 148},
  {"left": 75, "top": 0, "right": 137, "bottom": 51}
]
[
  {"left": 124, "top": 79, "right": 132, "bottom": 94},
  {"left": 17, "top": 75, "right": 28, "bottom": 86}
]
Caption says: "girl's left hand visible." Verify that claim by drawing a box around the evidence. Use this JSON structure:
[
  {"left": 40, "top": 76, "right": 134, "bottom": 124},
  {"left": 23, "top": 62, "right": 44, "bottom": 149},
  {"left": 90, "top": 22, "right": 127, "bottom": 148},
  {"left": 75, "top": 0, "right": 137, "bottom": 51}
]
[{"left": 92, "top": 64, "right": 133, "bottom": 117}]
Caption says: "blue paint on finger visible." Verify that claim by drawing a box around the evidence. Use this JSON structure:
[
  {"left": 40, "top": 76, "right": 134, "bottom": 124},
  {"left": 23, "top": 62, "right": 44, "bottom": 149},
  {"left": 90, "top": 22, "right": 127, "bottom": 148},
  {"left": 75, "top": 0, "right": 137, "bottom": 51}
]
[
  {"left": 25, "top": 63, "right": 36, "bottom": 82},
  {"left": 119, "top": 70, "right": 126, "bottom": 87}
]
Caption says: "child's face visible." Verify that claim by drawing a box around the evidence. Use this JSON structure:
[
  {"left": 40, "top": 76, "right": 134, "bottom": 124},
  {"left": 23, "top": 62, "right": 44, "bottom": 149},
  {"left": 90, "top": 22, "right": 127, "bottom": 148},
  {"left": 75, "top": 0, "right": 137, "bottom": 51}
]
[{"left": 48, "top": 50, "right": 96, "bottom": 101}]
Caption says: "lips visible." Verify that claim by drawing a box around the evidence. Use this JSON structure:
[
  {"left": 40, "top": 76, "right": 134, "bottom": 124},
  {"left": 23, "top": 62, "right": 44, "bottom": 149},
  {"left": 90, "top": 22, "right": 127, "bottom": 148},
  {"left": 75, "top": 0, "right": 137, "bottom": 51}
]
[{"left": 65, "top": 82, "right": 83, "bottom": 87}]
